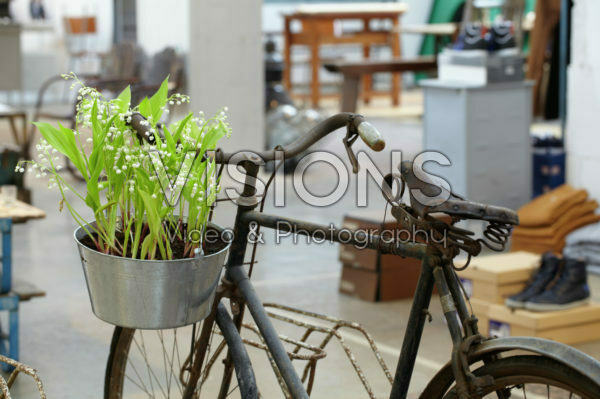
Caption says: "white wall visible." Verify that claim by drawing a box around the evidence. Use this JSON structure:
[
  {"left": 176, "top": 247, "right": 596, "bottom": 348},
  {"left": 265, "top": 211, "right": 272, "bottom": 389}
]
[
  {"left": 135, "top": 0, "right": 189, "bottom": 55},
  {"left": 10, "top": 0, "right": 113, "bottom": 51},
  {"left": 566, "top": 0, "right": 600, "bottom": 201},
  {"left": 188, "top": 0, "right": 264, "bottom": 152},
  {"left": 8, "top": 0, "right": 113, "bottom": 93}
]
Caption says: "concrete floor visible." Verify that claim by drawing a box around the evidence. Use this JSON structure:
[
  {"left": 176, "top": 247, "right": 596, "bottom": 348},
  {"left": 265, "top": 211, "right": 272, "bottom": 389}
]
[{"left": 1, "top": 104, "right": 600, "bottom": 398}]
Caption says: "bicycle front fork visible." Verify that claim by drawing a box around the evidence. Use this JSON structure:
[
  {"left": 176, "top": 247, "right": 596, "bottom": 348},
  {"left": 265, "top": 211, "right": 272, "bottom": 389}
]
[{"left": 389, "top": 253, "right": 485, "bottom": 399}]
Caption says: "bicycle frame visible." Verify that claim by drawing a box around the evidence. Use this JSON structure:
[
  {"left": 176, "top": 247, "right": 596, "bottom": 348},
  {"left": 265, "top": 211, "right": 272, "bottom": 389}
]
[
  {"left": 184, "top": 158, "right": 478, "bottom": 399},
  {"left": 122, "top": 111, "right": 600, "bottom": 399}
]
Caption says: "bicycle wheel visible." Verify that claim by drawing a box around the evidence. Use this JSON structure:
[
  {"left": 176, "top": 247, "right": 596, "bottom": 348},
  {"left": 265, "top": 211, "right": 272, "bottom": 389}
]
[
  {"left": 105, "top": 303, "right": 257, "bottom": 399},
  {"left": 422, "top": 355, "right": 600, "bottom": 398}
]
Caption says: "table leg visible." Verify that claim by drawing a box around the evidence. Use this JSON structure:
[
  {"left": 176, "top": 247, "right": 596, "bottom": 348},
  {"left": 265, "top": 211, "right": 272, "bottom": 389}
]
[
  {"left": 362, "top": 45, "right": 372, "bottom": 105},
  {"left": 391, "top": 18, "right": 402, "bottom": 106},
  {"left": 311, "top": 36, "right": 320, "bottom": 108},
  {"left": 21, "top": 114, "right": 30, "bottom": 160},
  {"left": 341, "top": 74, "right": 360, "bottom": 113},
  {"left": 8, "top": 305, "right": 18, "bottom": 366},
  {"left": 0, "top": 219, "right": 12, "bottom": 294},
  {"left": 362, "top": 17, "right": 372, "bottom": 105},
  {"left": 283, "top": 16, "right": 292, "bottom": 91}
]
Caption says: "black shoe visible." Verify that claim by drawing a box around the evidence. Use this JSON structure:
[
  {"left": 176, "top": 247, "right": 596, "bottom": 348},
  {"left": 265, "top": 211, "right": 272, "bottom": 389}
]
[
  {"left": 454, "top": 23, "right": 488, "bottom": 51},
  {"left": 489, "top": 21, "right": 516, "bottom": 52},
  {"left": 525, "top": 258, "right": 590, "bottom": 312},
  {"left": 505, "top": 252, "right": 561, "bottom": 309}
]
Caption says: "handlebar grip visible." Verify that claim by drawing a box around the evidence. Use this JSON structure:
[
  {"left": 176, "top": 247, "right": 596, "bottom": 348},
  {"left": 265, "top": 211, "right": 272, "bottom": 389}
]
[{"left": 356, "top": 121, "right": 385, "bottom": 151}]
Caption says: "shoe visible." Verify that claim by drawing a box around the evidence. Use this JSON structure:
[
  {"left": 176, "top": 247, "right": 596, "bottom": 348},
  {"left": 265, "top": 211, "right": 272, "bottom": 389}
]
[
  {"left": 488, "top": 21, "right": 516, "bottom": 52},
  {"left": 525, "top": 258, "right": 590, "bottom": 311},
  {"left": 505, "top": 252, "right": 561, "bottom": 309},
  {"left": 454, "top": 23, "right": 488, "bottom": 51}
]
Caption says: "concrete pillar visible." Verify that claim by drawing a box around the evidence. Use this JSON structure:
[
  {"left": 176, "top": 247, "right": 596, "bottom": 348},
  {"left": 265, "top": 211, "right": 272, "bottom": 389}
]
[
  {"left": 566, "top": 0, "right": 600, "bottom": 200},
  {"left": 188, "top": 0, "right": 264, "bottom": 153}
]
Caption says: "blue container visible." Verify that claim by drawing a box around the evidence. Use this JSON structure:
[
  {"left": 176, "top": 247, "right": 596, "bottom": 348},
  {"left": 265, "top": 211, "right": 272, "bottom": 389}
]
[{"left": 532, "top": 136, "right": 565, "bottom": 198}]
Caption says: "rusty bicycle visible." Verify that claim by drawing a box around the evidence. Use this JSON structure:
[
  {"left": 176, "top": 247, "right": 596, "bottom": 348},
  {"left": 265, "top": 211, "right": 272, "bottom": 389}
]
[{"left": 104, "top": 112, "right": 600, "bottom": 398}]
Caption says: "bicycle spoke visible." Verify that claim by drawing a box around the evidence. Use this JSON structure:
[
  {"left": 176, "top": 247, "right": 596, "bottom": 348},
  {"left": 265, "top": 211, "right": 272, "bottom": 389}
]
[
  {"left": 169, "top": 331, "right": 184, "bottom": 396},
  {"left": 157, "top": 330, "right": 183, "bottom": 397},
  {"left": 157, "top": 331, "right": 171, "bottom": 396},
  {"left": 174, "top": 329, "right": 183, "bottom": 376},
  {"left": 126, "top": 354, "right": 153, "bottom": 397},
  {"left": 124, "top": 372, "right": 154, "bottom": 398},
  {"left": 196, "top": 322, "right": 218, "bottom": 395},
  {"left": 227, "top": 383, "right": 239, "bottom": 397},
  {"left": 137, "top": 331, "right": 168, "bottom": 397}
]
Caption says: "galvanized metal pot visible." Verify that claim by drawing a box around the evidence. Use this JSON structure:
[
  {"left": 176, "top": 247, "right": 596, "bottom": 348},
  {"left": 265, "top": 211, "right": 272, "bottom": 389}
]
[{"left": 74, "top": 222, "right": 230, "bottom": 329}]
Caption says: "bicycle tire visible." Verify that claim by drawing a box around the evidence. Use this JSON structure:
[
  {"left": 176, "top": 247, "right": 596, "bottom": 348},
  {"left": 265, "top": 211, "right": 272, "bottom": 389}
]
[
  {"left": 104, "top": 302, "right": 257, "bottom": 398},
  {"left": 421, "top": 354, "right": 600, "bottom": 398}
]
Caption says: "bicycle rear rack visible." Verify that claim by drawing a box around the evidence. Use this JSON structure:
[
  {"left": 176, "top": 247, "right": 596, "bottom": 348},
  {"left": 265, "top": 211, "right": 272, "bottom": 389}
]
[
  {"left": 202, "top": 302, "right": 393, "bottom": 398},
  {"left": 0, "top": 354, "right": 46, "bottom": 399}
]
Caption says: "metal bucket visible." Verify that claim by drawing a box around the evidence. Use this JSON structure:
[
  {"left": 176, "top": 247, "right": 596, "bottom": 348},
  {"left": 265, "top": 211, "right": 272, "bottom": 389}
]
[{"left": 74, "top": 222, "right": 230, "bottom": 329}]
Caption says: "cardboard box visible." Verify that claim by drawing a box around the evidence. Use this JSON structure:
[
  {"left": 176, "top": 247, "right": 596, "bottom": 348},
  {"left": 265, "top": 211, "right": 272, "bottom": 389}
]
[
  {"left": 475, "top": 302, "right": 600, "bottom": 345},
  {"left": 339, "top": 261, "right": 422, "bottom": 302},
  {"left": 338, "top": 210, "right": 450, "bottom": 301},
  {"left": 339, "top": 210, "right": 451, "bottom": 271},
  {"left": 457, "top": 251, "right": 541, "bottom": 304},
  {"left": 339, "top": 210, "right": 402, "bottom": 271}
]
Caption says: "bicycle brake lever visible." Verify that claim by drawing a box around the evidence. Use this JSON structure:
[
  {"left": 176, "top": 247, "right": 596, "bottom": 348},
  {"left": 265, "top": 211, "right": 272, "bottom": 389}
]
[{"left": 343, "top": 128, "right": 360, "bottom": 173}]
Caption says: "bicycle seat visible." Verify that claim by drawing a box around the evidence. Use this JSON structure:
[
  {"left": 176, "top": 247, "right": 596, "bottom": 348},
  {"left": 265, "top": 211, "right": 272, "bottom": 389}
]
[{"left": 399, "top": 161, "right": 519, "bottom": 225}]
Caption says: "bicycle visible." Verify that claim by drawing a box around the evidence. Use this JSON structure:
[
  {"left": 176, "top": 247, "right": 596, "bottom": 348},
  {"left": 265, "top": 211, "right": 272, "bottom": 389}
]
[{"left": 104, "top": 112, "right": 600, "bottom": 398}]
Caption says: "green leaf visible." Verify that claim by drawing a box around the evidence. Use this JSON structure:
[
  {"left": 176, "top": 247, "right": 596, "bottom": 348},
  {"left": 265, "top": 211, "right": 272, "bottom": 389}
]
[
  {"left": 115, "top": 86, "right": 131, "bottom": 113},
  {"left": 138, "top": 97, "right": 152, "bottom": 119},
  {"left": 149, "top": 76, "right": 170, "bottom": 123},
  {"left": 35, "top": 122, "right": 89, "bottom": 179},
  {"left": 140, "top": 234, "right": 153, "bottom": 260},
  {"left": 200, "top": 121, "right": 228, "bottom": 154},
  {"left": 139, "top": 189, "right": 167, "bottom": 259},
  {"left": 172, "top": 112, "right": 193, "bottom": 143}
]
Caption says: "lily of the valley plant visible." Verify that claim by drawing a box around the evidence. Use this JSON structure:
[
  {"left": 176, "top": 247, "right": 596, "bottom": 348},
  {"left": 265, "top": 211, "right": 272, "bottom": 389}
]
[{"left": 19, "top": 73, "right": 230, "bottom": 260}]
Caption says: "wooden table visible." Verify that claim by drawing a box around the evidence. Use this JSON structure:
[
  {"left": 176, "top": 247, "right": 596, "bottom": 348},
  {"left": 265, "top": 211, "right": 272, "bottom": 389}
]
[
  {"left": 0, "top": 200, "right": 45, "bottom": 370},
  {"left": 283, "top": 3, "right": 408, "bottom": 107},
  {"left": 324, "top": 57, "right": 437, "bottom": 112},
  {"left": 0, "top": 200, "right": 46, "bottom": 223}
]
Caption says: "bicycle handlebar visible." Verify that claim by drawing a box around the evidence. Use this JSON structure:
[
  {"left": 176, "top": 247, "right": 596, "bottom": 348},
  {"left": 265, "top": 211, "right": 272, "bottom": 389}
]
[
  {"left": 129, "top": 111, "right": 385, "bottom": 164},
  {"left": 212, "top": 112, "right": 385, "bottom": 164}
]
